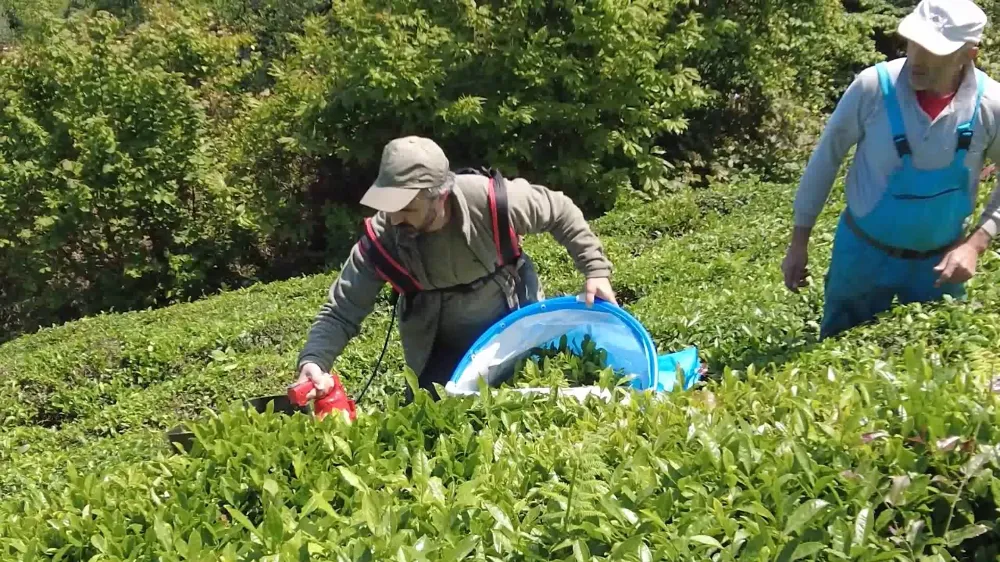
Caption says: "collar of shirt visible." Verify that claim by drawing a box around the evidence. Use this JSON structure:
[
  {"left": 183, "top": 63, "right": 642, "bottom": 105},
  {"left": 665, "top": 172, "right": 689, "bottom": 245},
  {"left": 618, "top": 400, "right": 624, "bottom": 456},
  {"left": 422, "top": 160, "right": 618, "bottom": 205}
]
[
  {"left": 897, "top": 60, "right": 980, "bottom": 127},
  {"left": 915, "top": 88, "right": 957, "bottom": 120}
]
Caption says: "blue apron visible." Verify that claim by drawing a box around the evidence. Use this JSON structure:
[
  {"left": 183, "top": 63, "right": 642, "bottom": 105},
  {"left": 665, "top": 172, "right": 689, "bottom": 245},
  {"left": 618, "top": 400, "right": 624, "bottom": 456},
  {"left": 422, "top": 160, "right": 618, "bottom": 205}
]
[{"left": 821, "top": 61, "right": 986, "bottom": 339}]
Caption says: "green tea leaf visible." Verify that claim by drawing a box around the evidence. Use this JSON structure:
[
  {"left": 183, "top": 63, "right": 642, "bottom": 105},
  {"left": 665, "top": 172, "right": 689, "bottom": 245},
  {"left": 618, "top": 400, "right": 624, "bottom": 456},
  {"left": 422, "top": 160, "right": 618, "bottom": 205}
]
[
  {"left": 486, "top": 503, "right": 514, "bottom": 532},
  {"left": 944, "top": 524, "right": 989, "bottom": 546},
  {"left": 224, "top": 506, "right": 258, "bottom": 537},
  {"left": 690, "top": 535, "right": 723, "bottom": 549},
  {"left": 783, "top": 499, "right": 829, "bottom": 536},
  {"left": 153, "top": 516, "right": 172, "bottom": 549},
  {"left": 302, "top": 491, "right": 336, "bottom": 517},
  {"left": 852, "top": 507, "right": 871, "bottom": 550},
  {"left": 639, "top": 542, "right": 652, "bottom": 562},
  {"left": 790, "top": 542, "right": 824, "bottom": 560},
  {"left": 738, "top": 503, "right": 776, "bottom": 521},
  {"left": 263, "top": 478, "right": 280, "bottom": 496},
  {"left": 886, "top": 475, "right": 910, "bottom": 506},
  {"left": 337, "top": 466, "right": 368, "bottom": 492},
  {"left": 90, "top": 534, "right": 106, "bottom": 553},
  {"left": 361, "top": 491, "right": 380, "bottom": 532},
  {"left": 188, "top": 529, "right": 203, "bottom": 557},
  {"left": 446, "top": 535, "right": 479, "bottom": 560},
  {"left": 610, "top": 535, "right": 646, "bottom": 558}
]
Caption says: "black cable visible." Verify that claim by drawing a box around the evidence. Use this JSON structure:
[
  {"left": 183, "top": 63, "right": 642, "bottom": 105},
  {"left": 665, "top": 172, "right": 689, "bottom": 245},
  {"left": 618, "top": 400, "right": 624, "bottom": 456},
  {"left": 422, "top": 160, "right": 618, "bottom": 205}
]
[
  {"left": 354, "top": 295, "right": 398, "bottom": 405},
  {"left": 354, "top": 251, "right": 515, "bottom": 406}
]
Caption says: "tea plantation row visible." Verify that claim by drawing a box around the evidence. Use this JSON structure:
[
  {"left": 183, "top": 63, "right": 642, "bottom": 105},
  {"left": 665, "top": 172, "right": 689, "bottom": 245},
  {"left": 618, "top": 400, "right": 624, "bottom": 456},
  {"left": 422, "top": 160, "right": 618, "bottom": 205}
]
[{"left": 1, "top": 177, "right": 999, "bottom": 559}]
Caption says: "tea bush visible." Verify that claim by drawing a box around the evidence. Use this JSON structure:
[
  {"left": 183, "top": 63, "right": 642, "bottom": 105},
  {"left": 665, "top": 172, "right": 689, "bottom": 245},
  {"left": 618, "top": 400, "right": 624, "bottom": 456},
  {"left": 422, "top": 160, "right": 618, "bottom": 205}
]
[
  {"left": 1, "top": 175, "right": 999, "bottom": 559},
  {"left": 1, "top": 346, "right": 998, "bottom": 559},
  {"left": 0, "top": 177, "right": 757, "bottom": 501}
]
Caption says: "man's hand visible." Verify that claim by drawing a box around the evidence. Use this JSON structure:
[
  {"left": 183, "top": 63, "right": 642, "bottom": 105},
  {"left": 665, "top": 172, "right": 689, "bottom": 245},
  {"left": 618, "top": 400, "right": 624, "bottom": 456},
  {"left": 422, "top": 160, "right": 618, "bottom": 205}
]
[
  {"left": 934, "top": 244, "right": 977, "bottom": 286},
  {"left": 295, "top": 362, "right": 335, "bottom": 399},
  {"left": 582, "top": 277, "right": 617, "bottom": 307},
  {"left": 934, "top": 229, "right": 991, "bottom": 287},
  {"left": 782, "top": 226, "right": 812, "bottom": 293},
  {"left": 782, "top": 244, "right": 810, "bottom": 292}
]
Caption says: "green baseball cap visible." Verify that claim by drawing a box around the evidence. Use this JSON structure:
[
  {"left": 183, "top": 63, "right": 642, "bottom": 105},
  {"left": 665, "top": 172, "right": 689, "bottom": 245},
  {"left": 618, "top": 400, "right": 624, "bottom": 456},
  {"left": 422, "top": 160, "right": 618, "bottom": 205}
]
[{"left": 360, "top": 136, "right": 450, "bottom": 213}]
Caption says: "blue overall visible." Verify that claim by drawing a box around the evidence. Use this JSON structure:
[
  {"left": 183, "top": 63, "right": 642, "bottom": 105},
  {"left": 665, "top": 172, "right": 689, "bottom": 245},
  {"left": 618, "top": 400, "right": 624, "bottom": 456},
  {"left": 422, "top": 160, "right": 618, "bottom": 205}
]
[{"left": 820, "top": 62, "right": 986, "bottom": 339}]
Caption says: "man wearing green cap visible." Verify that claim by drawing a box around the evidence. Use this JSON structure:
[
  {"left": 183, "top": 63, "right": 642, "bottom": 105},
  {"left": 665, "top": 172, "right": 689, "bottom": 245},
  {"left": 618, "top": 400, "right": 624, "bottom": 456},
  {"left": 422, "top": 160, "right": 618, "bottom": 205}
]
[{"left": 294, "top": 136, "right": 617, "bottom": 402}]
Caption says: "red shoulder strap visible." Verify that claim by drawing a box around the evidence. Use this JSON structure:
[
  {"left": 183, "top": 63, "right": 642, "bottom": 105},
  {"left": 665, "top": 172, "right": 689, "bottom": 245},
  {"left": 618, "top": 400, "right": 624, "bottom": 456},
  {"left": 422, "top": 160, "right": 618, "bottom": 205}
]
[
  {"left": 486, "top": 170, "right": 521, "bottom": 267},
  {"left": 358, "top": 218, "right": 423, "bottom": 295}
]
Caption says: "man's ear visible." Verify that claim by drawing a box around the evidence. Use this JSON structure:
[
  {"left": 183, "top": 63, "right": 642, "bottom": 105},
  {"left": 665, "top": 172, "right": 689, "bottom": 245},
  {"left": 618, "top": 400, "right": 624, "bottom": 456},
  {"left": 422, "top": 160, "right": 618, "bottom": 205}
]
[{"left": 969, "top": 44, "right": 980, "bottom": 62}]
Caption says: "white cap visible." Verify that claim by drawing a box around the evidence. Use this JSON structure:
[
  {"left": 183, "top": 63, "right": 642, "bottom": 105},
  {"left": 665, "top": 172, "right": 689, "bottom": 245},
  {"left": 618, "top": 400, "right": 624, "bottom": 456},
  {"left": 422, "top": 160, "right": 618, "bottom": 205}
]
[{"left": 898, "top": 0, "right": 987, "bottom": 56}]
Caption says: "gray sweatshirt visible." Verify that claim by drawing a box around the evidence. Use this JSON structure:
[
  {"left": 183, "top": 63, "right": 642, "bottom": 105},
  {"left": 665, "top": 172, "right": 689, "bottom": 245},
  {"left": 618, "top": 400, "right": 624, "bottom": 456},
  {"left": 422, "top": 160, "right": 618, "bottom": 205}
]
[{"left": 793, "top": 57, "right": 1000, "bottom": 238}]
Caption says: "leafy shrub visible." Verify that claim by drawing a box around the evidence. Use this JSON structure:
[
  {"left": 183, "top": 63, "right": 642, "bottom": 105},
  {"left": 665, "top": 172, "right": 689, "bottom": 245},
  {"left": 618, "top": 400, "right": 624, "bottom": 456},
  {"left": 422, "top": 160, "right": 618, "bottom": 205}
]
[
  {"left": 1, "top": 343, "right": 998, "bottom": 560},
  {"left": 0, "top": 4, "right": 15, "bottom": 47},
  {"left": 233, "top": 0, "right": 711, "bottom": 222},
  {"left": 667, "top": 0, "right": 882, "bottom": 186},
  {"left": 0, "top": 4, "right": 263, "bottom": 340},
  {"left": 3, "top": 174, "right": 1000, "bottom": 561},
  {"left": 229, "top": 0, "right": 897, "bottom": 279},
  {"left": 200, "top": 0, "right": 330, "bottom": 71},
  {"left": 0, "top": 0, "right": 145, "bottom": 43},
  {"left": 856, "top": 0, "right": 1000, "bottom": 77}
]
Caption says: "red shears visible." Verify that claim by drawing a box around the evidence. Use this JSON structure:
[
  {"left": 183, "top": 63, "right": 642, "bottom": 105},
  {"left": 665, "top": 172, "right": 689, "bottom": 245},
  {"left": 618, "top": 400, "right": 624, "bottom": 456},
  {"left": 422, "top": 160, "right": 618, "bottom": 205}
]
[{"left": 287, "top": 373, "right": 357, "bottom": 421}]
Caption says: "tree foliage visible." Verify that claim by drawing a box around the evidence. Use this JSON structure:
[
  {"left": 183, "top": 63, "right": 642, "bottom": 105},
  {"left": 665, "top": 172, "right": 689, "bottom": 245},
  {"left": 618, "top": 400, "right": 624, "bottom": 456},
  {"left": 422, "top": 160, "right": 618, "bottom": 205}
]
[
  {"left": 0, "top": 3, "right": 261, "bottom": 338},
  {"left": 0, "top": 0, "right": 983, "bottom": 337}
]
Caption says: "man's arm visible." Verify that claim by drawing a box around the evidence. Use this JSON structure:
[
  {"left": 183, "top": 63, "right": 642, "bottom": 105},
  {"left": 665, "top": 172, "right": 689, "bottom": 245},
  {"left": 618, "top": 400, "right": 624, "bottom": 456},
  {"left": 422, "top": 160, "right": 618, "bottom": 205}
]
[
  {"left": 792, "top": 71, "right": 870, "bottom": 230},
  {"left": 971, "top": 123, "right": 1000, "bottom": 252},
  {"left": 503, "top": 177, "right": 613, "bottom": 279},
  {"left": 782, "top": 69, "right": 869, "bottom": 291},
  {"left": 968, "top": 169, "right": 997, "bottom": 255},
  {"left": 297, "top": 225, "right": 386, "bottom": 374}
]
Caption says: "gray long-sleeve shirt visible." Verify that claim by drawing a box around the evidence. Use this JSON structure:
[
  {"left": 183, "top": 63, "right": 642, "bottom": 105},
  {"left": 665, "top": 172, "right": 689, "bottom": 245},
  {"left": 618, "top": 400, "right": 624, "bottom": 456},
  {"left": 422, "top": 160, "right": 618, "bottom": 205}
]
[{"left": 793, "top": 57, "right": 1000, "bottom": 238}]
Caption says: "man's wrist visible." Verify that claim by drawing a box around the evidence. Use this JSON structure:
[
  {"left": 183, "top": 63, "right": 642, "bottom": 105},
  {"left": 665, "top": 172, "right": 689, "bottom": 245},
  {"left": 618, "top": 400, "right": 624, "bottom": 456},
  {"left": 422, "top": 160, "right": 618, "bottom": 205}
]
[
  {"left": 297, "top": 358, "right": 329, "bottom": 374},
  {"left": 790, "top": 225, "right": 813, "bottom": 249},
  {"left": 583, "top": 267, "right": 612, "bottom": 280},
  {"left": 966, "top": 228, "right": 992, "bottom": 255}
]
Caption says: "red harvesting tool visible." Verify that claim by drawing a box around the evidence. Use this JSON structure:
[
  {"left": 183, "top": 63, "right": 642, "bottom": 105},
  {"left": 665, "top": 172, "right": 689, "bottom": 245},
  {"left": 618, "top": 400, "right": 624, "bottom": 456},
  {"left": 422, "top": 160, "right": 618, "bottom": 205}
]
[{"left": 287, "top": 373, "right": 357, "bottom": 422}]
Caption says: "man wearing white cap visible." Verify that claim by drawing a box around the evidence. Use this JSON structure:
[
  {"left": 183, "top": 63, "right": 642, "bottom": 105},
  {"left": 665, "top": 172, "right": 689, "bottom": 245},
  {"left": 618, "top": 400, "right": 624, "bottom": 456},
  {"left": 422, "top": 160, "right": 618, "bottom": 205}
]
[
  {"left": 295, "top": 136, "right": 617, "bottom": 401},
  {"left": 782, "top": 0, "right": 1000, "bottom": 338}
]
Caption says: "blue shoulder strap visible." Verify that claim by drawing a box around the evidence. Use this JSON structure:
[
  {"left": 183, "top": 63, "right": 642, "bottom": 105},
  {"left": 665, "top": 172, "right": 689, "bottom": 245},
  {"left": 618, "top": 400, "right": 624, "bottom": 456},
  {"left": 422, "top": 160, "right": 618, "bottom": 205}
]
[
  {"left": 956, "top": 68, "right": 987, "bottom": 154},
  {"left": 876, "top": 62, "right": 912, "bottom": 158}
]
